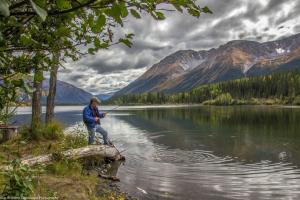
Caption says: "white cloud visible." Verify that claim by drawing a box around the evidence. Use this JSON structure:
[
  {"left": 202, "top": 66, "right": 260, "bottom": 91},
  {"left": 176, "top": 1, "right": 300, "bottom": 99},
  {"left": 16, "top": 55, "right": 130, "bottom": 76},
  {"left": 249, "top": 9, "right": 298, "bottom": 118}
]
[
  {"left": 59, "top": 64, "right": 147, "bottom": 94},
  {"left": 58, "top": 0, "right": 300, "bottom": 94}
]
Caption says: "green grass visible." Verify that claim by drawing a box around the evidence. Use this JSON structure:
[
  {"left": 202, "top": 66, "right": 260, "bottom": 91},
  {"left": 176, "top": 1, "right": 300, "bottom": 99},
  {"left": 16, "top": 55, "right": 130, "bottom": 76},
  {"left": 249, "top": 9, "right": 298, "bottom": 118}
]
[
  {"left": 0, "top": 122, "right": 128, "bottom": 200},
  {"left": 20, "top": 121, "right": 64, "bottom": 141}
]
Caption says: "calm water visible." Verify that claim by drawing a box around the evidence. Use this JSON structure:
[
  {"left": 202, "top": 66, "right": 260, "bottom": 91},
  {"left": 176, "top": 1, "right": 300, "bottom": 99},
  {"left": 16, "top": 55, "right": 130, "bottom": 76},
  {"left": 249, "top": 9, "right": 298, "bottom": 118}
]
[{"left": 15, "top": 105, "right": 300, "bottom": 200}]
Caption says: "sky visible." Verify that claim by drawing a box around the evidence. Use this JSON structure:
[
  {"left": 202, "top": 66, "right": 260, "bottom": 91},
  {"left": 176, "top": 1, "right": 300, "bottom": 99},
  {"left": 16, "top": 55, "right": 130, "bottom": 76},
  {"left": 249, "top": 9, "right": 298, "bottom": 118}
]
[{"left": 58, "top": 0, "right": 300, "bottom": 95}]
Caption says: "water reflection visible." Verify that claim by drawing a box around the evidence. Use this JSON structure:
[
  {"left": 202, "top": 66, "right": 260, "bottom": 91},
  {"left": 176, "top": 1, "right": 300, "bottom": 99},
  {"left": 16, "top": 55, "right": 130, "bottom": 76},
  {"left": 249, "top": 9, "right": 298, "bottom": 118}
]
[
  {"left": 111, "top": 106, "right": 300, "bottom": 200},
  {"left": 14, "top": 106, "right": 300, "bottom": 200}
]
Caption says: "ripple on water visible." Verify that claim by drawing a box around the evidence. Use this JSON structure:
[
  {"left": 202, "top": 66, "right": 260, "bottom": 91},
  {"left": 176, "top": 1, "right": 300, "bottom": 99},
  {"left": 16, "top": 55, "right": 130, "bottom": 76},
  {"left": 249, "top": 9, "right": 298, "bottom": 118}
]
[{"left": 117, "top": 140, "right": 300, "bottom": 200}]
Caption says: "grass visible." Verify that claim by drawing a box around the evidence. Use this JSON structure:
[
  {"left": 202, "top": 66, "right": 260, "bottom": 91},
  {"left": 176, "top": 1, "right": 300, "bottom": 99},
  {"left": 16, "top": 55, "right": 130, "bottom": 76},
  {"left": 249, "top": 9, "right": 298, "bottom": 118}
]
[
  {"left": 34, "top": 173, "right": 127, "bottom": 200},
  {"left": 0, "top": 122, "right": 89, "bottom": 165},
  {"left": 0, "top": 122, "right": 129, "bottom": 200},
  {"left": 20, "top": 121, "right": 64, "bottom": 141}
]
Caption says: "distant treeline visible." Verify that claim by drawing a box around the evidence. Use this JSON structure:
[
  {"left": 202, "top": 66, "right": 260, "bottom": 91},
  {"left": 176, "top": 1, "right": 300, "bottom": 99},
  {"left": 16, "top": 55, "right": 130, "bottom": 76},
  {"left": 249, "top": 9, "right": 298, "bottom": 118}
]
[{"left": 106, "top": 71, "right": 300, "bottom": 105}]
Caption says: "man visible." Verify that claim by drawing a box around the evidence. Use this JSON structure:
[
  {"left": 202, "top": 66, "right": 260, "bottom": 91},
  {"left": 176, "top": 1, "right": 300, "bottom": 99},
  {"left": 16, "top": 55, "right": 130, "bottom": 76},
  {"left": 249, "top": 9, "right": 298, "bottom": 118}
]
[{"left": 83, "top": 97, "right": 110, "bottom": 145}]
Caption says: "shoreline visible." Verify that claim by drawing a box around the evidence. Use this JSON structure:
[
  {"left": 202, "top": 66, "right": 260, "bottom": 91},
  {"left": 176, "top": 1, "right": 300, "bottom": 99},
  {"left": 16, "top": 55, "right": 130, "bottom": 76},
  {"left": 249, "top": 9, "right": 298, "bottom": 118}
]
[
  {"left": 16, "top": 103, "right": 300, "bottom": 109},
  {"left": 0, "top": 125, "right": 135, "bottom": 200}
]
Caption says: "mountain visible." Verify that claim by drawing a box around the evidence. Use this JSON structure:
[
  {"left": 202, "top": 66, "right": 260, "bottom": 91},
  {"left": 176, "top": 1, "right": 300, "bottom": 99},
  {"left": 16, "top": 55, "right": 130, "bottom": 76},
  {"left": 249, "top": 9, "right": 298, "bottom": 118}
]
[
  {"left": 115, "top": 33, "right": 300, "bottom": 96},
  {"left": 41, "top": 80, "right": 93, "bottom": 105},
  {"left": 96, "top": 92, "right": 115, "bottom": 101}
]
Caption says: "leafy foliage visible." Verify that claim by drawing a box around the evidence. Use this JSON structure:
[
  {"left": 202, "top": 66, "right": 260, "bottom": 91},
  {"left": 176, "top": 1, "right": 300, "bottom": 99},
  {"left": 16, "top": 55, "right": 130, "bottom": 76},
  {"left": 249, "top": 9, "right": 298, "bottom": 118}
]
[
  {"left": 204, "top": 93, "right": 233, "bottom": 106},
  {"left": 63, "top": 123, "right": 88, "bottom": 149},
  {"left": 0, "top": 0, "right": 211, "bottom": 124},
  {"left": 0, "top": 73, "right": 33, "bottom": 124},
  {"left": 1, "top": 159, "right": 39, "bottom": 198}
]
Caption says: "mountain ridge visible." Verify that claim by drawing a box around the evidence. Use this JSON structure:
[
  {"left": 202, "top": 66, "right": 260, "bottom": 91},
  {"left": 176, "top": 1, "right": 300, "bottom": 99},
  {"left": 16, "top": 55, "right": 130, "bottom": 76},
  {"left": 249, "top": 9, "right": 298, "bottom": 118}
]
[{"left": 115, "top": 33, "right": 300, "bottom": 96}]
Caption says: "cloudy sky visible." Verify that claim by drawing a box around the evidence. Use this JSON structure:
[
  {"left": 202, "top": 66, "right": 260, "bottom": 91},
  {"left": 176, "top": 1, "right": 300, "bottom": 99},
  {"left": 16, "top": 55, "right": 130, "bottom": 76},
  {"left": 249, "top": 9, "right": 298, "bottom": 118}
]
[{"left": 58, "top": 0, "right": 300, "bottom": 94}]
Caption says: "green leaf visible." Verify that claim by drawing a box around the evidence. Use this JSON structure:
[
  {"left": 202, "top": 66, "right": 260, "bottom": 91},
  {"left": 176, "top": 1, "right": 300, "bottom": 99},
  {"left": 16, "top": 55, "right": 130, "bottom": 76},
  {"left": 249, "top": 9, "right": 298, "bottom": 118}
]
[
  {"left": 126, "top": 33, "right": 134, "bottom": 39},
  {"left": 56, "top": 0, "right": 72, "bottom": 10},
  {"left": 20, "top": 34, "right": 32, "bottom": 45},
  {"left": 57, "top": 26, "right": 70, "bottom": 36},
  {"left": 93, "top": 14, "right": 106, "bottom": 33},
  {"left": 94, "top": 38, "right": 101, "bottom": 48},
  {"left": 119, "top": 38, "right": 132, "bottom": 48},
  {"left": 187, "top": 6, "right": 200, "bottom": 18},
  {"left": 34, "top": 70, "right": 43, "bottom": 82},
  {"left": 202, "top": 6, "right": 213, "bottom": 14},
  {"left": 130, "top": 9, "right": 141, "bottom": 19},
  {"left": 155, "top": 11, "right": 165, "bottom": 20},
  {"left": 120, "top": 2, "right": 128, "bottom": 18},
  {"left": 106, "top": 3, "right": 123, "bottom": 25},
  {"left": 30, "top": 0, "right": 48, "bottom": 21},
  {"left": 88, "top": 48, "right": 95, "bottom": 54},
  {"left": 172, "top": 4, "right": 183, "bottom": 13},
  {"left": 88, "top": 14, "right": 94, "bottom": 28},
  {"left": 0, "top": 0, "right": 9, "bottom": 17},
  {"left": 111, "top": 3, "right": 121, "bottom": 16},
  {"left": 12, "top": 80, "right": 23, "bottom": 87}
]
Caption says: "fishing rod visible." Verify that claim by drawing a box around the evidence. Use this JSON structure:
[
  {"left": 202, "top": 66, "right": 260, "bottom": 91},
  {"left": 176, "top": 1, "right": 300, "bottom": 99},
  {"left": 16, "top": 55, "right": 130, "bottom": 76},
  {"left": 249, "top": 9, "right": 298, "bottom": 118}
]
[{"left": 105, "top": 105, "right": 121, "bottom": 114}]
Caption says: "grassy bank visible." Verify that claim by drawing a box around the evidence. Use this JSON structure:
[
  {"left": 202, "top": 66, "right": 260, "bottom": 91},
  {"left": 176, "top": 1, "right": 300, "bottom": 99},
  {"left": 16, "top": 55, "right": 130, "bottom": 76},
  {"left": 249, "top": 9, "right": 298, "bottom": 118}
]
[
  {"left": 202, "top": 93, "right": 300, "bottom": 106},
  {"left": 0, "top": 122, "right": 131, "bottom": 200}
]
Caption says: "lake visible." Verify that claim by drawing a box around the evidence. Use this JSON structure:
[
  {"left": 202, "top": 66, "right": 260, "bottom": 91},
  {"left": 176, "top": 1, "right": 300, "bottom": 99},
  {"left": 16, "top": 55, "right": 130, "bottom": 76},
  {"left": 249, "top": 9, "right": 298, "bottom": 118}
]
[{"left": 15, "top": 105, "right": 300, "bottom": 200}]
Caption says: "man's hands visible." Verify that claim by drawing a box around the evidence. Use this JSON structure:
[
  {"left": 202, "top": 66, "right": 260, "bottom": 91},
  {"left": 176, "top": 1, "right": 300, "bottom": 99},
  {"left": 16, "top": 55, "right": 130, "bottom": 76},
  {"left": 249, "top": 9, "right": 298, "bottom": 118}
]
[{"left": 95, "top": 113, "right": 108, "bottom": 122}]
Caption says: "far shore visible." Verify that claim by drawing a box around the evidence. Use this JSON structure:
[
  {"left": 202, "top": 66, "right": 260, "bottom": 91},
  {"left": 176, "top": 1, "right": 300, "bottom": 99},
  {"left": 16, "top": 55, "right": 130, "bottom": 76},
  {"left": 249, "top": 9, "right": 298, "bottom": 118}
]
[{"left": 16, "top": 104, "right": 300, "bottom": 109}]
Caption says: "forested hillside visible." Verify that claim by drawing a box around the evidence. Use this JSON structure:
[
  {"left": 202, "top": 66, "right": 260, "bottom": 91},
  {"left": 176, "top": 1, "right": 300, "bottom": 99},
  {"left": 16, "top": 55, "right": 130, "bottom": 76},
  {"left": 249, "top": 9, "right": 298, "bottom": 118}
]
[{"left": 107, "top": 71, "right": 300, "bottom": 105}]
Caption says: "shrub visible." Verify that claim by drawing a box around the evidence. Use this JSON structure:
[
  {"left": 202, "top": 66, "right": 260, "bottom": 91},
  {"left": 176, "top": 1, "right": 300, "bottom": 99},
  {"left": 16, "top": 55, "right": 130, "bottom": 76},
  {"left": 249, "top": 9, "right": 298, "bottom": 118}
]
[
  {"left": 1, "top": 159, "right": 38, "bottom": 198},
  {"left": 62, "top": 123, "right": 88, "bottom": 149},
  {"left": 203, "top": 93, "right": 234, "bottom": 106},
  {"left": 293, "top": 96, "right": 300, "bottom": 105},
  {"left": 63, "top": 134, "right": 87, "bottom": 149},
  {"left": 43, "top": 121, "right": 64, "bottom": 140},
  {"left": 20, "top": 121, "right": 64, "bottom": 141}
]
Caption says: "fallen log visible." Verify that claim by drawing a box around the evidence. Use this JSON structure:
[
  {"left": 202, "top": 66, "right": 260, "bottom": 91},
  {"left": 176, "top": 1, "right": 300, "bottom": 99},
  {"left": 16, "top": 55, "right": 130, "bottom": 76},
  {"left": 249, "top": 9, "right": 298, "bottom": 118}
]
[
  {"left": 98, "top": 174, "right": 120, "bottom": 182},
  {"left": 21, "top": 145, "right": 124, "bottom": 166}
]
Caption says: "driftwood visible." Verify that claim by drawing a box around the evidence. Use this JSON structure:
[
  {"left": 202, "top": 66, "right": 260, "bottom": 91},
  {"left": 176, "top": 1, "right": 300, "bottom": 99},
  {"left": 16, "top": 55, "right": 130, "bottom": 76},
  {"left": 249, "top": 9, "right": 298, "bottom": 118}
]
[
  {"left": 21, "top": 145, "right": 124, "bottom": 166},
  {"left": 98, "top": 174, "right": 120, "bottom": 182}
]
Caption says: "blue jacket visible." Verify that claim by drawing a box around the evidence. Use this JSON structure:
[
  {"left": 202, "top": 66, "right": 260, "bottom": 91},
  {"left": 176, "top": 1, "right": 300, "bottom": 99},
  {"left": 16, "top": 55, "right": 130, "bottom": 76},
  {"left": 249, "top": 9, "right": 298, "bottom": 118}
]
[{"left": 83, "top": 105, "right": 105, "bottom": 128}]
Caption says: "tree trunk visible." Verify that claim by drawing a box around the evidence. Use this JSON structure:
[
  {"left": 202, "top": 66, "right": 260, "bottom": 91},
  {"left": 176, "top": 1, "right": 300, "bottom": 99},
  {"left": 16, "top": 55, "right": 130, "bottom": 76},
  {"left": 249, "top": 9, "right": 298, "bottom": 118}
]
[
  {"left": 45, "top": 65, "right": 59, "bottom": 124},
  {"left": 21, "top": 145, "right": 125, "bottom": 166},
  {"left": 31, "top": 70, "right": 43, "bottom": 130}
]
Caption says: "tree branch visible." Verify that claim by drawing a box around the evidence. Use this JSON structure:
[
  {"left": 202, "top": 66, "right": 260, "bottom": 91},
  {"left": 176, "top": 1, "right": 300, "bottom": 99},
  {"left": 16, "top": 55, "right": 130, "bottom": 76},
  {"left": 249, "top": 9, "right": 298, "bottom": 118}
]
[
  {"left": 9, "top": 0, "right": 28, "bottom": 10},
  {"left": 10, "top": 0, "right": 101, "bottom": 17}
]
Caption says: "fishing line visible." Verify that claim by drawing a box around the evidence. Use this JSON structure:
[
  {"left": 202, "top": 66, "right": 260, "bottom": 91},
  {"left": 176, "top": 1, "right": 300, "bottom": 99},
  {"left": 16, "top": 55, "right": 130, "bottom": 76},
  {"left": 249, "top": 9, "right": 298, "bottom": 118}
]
[{"left": 105, "top": 105, "right": 121, "bottom": 114}]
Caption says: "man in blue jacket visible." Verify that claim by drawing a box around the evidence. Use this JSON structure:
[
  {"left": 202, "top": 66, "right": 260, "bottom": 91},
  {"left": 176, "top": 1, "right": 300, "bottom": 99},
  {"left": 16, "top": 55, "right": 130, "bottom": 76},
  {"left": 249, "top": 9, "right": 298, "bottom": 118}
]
[{"left": 83, "top": 97, "right": 109, "bottom": 145}]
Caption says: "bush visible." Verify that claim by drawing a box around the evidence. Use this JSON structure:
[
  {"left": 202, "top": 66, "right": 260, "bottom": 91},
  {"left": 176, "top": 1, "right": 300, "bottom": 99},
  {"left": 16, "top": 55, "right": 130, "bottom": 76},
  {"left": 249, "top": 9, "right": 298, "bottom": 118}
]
[
  {"left": 20, "top": 121, "right": 64, "bottom": 141},
  {"left": 43, "top": 121, "right": 64, "bottom": 140},
  {"left": 293, "top": 96, "right": 300, "bottom": 105},
  {"left": 63, "top": 134, "right": 87, "bottom": 149},
  {"left": 1, "top": 159, "right": 39, "bottom": 198},
  {"left": 62, "top": 123, "right": 88, "bottom": 149},
  {"left": 203, "top": 93, "right": 234, "bottom": 106},
  {"left": 214, "top": 93, "right": 233, "bottom": 105}
]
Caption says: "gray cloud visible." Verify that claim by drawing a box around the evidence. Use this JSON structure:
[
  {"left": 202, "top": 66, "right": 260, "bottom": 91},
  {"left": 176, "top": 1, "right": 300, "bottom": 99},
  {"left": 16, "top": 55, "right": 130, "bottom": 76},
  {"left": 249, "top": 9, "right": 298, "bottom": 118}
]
[{"left": 59, "top": 0, "right": 300, "bottom": 94}]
